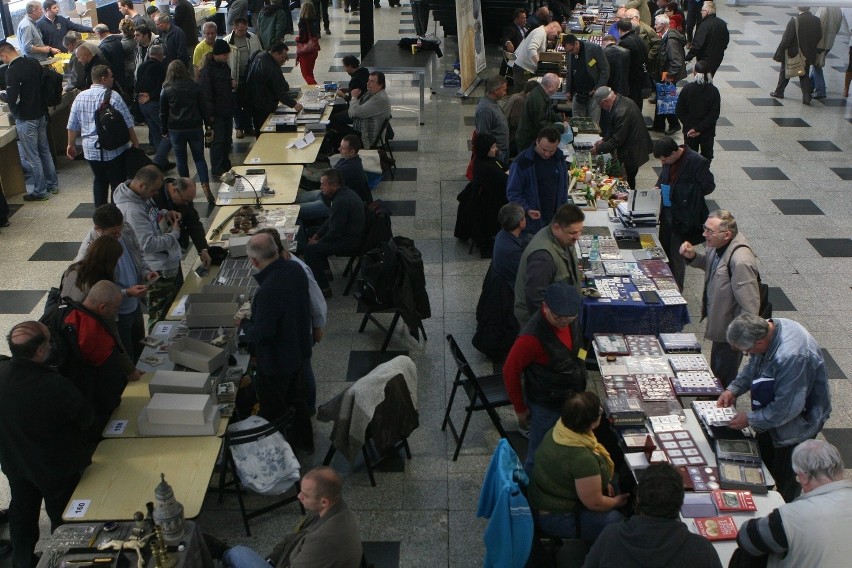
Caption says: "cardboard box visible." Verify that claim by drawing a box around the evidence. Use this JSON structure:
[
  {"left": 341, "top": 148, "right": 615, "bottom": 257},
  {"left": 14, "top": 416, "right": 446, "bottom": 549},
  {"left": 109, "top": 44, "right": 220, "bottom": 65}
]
[
  {"left": 0, "top": 115, "right": 15, "bottom": 127},
  {"left": 185, "top": 292, "right": 237, "bottom": 306},
  {"left": 169, "top": 336, "right": 228, "bottom": 372},
  {"left": 540, "top": 51, "right": 565, "bottom": 63},
  {"left": 185, "top": 302, "right": 238, "bottom": 328},
  {"left": 149, "top": 370, "right": 212, "bottom": 396},
  {"left": 144, "top": 393, "right": 214, "bottom": 425},
  {"left": 228, "top": 235, "right": 252, "bottom": 258},
  {"left": 138, "top": 396, "right": 219, "bottom": 436},
  {"left": 202, "top": 284, "right": 250, "bottom": 297}
]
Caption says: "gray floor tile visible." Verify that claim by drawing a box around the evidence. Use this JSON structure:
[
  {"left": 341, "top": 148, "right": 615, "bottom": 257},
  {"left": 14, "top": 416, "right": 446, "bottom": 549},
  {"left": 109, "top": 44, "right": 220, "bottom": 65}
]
[
  {"left": 751, "top": 52, "right": 776, "bottom": 58},
  {"left": 0, "top": 290, "right": 47, "bottom": 314},
  {"left": 798, "top": 140, "right": 842, "bottom": 152},
  {"left": 338, "top": 39, "right": 360, "bottom": 45},
  {"left": 830, "top": 168, "right": 852, "bottom": 180},
  {"left": 392, "top": 140, "right": 419, "bottom": 152},
  {"left": 716, "top": 117, "right": 734, "bottom": 127},
  {"left": 333, "top": 52, "right": 359, "bottom": 58},
  {"left": 807, "top": 239, "right": 852, "bottom": 258},
  {"left": 463, "top": 116, "right": 475, "bottom": 126},
  {"left": 344, "top": 29, "right": 360, "bottom": 34},
  {"left": 718, "top": 140, "right": 759, "bottom": 151},
  {"left": 28, "top": 242, "right": 82, "bottom": 261},
  {"left": 6, "top": 204, "right": 22, "bottom": 219},
  {"left": 820, "top": 429, "right": 852, "bottom": 466},
  {"left": 816, "top": 98, "right": 848, "bottom": 106},
  {"left": 742, "top": 167, "right": 788, "bottom": 180},
  {"left": 705, "top": 199, "right": 720, "bottom": 211},
  {"left": 384, "top": 200, "right": 417, "bottom": 216},
  {"left": 754, "top": 20, "right": 777, "bottom": 25},
  {"left": 771, "top": 199, "right": 824, "bottom": 215},
  {"left": 716, "top": 65, "right": 739, "bottom": 73},
  {"left": 733, "top": 39, "right": 760, "bottom": 45},
  {"left": 328, "top": 65, "right": 348, "bottom": 72},
  {"left": 399, "top": 28, "right": 416, "bottom": 34},
  {"left": 771, "top": 117, "right": 810, "bottom": 127}
]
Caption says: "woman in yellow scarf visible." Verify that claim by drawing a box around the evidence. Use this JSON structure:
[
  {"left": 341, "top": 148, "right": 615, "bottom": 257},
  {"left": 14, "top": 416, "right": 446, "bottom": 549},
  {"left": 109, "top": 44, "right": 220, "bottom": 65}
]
[{"left": 528, "top": 391, "right": 629, "bottom": 543}]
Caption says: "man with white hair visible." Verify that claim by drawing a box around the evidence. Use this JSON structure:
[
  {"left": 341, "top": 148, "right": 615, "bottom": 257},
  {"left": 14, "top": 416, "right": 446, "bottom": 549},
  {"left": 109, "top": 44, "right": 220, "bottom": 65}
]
[
  {"left": 736, "top": 440, "right": 852, "bottom": 565},
  {"left": 685, "top": 2, "right": 729, "bottom": 75},
  {"left": 475, "top": 75, "right": 511, "bottom": 163},
  {"left": 514, "top": 73, "right": 567, "bottom": 152},
  {"left": 512, "top": 20, "right": 563, "bottom": 93}
]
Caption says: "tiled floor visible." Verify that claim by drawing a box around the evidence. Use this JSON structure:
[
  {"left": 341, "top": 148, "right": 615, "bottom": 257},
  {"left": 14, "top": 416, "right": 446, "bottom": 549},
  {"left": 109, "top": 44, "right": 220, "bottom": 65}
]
[{"left": 0, "top": 5, "right": 851, "bottom": 568}]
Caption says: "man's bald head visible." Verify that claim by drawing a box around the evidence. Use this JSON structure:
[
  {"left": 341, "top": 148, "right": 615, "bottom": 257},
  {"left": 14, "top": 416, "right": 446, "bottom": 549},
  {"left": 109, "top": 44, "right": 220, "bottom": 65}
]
[
  {"left": 7, "top": 321, "right": 50, "bottom": 361},
  {"left": 303, "top": 466, "right": 343, "bottom": 503},
  {"left": 84, "top": 281, "right": 122, "bottom": 311}
]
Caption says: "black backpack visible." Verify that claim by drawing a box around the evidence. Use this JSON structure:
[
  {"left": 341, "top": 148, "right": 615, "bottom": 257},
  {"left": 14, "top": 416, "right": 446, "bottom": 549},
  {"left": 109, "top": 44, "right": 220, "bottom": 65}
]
[
  {"left": 94, "top": 89, "right": 130, "bottom": 152},
  {"left": 41, "top": 65, "right": 63, "bottom": 107},
  {"left": 38, "top": 296, "right": 85, "bottom": 382},
  {"left": 356, "top": 239, "right": 399, "bottom": 307},
  {"left": 727, "top": 245, "right": 773, "bottom": 320}
]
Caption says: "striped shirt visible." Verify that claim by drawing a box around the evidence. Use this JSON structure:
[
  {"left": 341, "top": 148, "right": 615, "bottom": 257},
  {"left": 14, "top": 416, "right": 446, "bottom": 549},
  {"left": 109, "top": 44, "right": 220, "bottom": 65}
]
[{"left": 67, "top": 84, "right": 134, "bottom": 161}]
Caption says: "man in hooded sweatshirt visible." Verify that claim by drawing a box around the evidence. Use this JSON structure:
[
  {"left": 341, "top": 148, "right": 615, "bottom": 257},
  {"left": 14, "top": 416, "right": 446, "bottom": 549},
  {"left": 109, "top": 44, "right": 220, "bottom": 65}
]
[{"left": 583, "top": 462, "right": 722, "bottom": 567}]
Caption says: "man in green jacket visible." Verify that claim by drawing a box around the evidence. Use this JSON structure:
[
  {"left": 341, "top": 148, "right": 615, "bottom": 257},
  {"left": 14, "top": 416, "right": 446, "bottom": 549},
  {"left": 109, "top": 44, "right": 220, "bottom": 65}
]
[{"left": 515, "top": 73, "right": 567, "bottom": 151}]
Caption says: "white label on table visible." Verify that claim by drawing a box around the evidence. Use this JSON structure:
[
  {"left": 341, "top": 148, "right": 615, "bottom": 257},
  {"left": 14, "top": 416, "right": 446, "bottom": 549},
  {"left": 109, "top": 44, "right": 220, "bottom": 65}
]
[
  {"left": 153, "top": 323, "right": 174, "bottom": 336},
  {"left": 65, "top": 499, "right": 91, "bottom": 518},
  {"left": 219, "top": 197, "right": 231, "bottom": 205},
  {"left": 250, "top": 158, "right": 260, "bottom": 163},
  {"left": 172, "top": 295, "right": 188, "bottom": 317},
  {"left": 106, "top": 420, "right": 128, "bottom": 435}
]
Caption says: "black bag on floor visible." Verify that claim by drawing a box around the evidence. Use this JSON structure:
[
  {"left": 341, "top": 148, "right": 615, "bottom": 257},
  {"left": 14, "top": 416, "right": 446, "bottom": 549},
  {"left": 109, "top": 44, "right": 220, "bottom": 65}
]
[{"left": 357, "top": 239, "right": 399, "bottom": 307}]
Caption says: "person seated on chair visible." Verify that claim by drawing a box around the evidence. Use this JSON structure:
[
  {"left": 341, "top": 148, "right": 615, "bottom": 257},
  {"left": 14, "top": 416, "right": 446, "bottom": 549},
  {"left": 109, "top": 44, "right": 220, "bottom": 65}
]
[
  {"left": 503, "top": 281, "right": 587, "bottom": 475},
  {"left": 221, "top": 466, "right": 362, "bottom": 568},
  {"left": 329, "top": 55, "right": 370, "bottom": 128},
  {"left": 300, "top": 169, "right": 366, "bottom": 299},
  {"left": 528, "top": 391, "right": 629, "bottom": 544},
  {"left": 296, "top": 135, "right": 372, "bottom": 224},
  {"left": 584, "top": 463, "right": 722, "bottom": 567},
  {"left": 342, "top": 71, "right": 391, "bottom": 151}
]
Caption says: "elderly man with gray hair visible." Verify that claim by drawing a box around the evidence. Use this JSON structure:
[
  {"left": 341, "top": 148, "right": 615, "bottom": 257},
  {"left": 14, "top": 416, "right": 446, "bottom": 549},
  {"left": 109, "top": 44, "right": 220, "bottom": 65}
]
[
  {"left": 717, "top": 313, "right": 831, "bottom": 503},
  {"left": 736, "top": 440, "right": 852, "bottom": 566},
  {"left": 475, "top": 75, "right": 510, "bottom": 163},
  {"left": 680, "top": 210, "right": 759, "bottom": 387},
  {"left": 492, "top": 203, "right": 529, "bottom": 291}
]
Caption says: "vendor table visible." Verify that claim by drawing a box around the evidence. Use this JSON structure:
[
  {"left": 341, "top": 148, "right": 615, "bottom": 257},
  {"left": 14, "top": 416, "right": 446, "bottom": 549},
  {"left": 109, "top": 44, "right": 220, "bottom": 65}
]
[
  {"left": 0, "top": 127, "right": 25, "bottom": 198},
  {"left": 360, "top": 40, "right": 439, "bottom": 126},
  {"left": 37, "top": 521, "right": 213, "bottom": 568},
  {"left": 102, "top": 372, "right": 229, "bottom": 439},
  {"left": 215, "top": 165, "right": 303, "bottom": 206},
  {"left": 62, "top": 437, "right": 221, "bottom": 521},
  {"left": 243, "top": 132, "right": 324, "bottom": 165}
]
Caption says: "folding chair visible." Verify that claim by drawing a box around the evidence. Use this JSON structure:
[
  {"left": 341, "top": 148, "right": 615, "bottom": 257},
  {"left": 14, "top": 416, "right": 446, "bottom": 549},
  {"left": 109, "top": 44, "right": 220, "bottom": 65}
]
[
  {"left": 370, "top": 117, "right": 396, "bottom": 180},
  {"left": 441, "top": 334, "right": 513, "bottom": 460},
  {"left": 216, "top": 415, "right": 304, "bottom": 536},
  {"left": 355, "top": 291, "right": 428, "bottom": 352}
]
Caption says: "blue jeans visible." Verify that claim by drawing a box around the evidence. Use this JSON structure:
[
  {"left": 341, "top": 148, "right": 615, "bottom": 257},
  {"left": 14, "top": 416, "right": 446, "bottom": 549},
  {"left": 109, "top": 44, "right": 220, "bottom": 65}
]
[
  {"left": 295, "top": 190, "right": 331, "bottom": 221},
  {"left": 16, "top": 116, "right": 57, "bottom": 197},
  {"left": 139, "top": 100, "right": 171, "bottom": 165},
  {"left": 810, "top": 66, "right": 826, "bottom": 97},
  {"left": 169, "top": 129, "right": 209, "bottom": 183},
  {"left": 222, "top": 546, "right": 269, "bottom": 568},
  {"left": 524, "top": 401, "right": 561, "bottom": 476},
  {"left": 535, "top": 508, "right": 624, "bottom": 542}
]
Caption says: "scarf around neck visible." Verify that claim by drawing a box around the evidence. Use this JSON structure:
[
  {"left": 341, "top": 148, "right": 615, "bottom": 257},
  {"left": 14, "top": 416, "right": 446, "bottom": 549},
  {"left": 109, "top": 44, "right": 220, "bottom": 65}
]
[{"left": 552, "top": 420, "right": 614, "bottom": 478}]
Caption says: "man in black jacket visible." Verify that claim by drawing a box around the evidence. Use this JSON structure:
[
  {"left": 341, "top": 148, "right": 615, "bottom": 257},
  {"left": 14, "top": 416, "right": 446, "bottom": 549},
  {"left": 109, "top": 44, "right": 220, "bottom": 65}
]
[
  {"left": 592, "top": 87, "right": 653, "bottom": 190},
  {"left": 770, "top": 7, "right": 822, "bottom": 105},
  {"left": 0, "top": 320, "right": 94, "bottom": 568},
  {"left": 675, "top": 61, "right": 720, "bottom": 162},
  {"left": 330, "top": 55, "right": 369, "bottom": 128},
  {"left": 135, "top": 44, "right": 172, "bottom": 170},
  {"left": 37, "top": 0, "right": 93, "bottom": 51},
  {"left": 198, "top": 39, "right": 236, "bottom": 177},
  {"left": 617, "top": 18, "right": 649, "bottom": 109},
  {"left": 685, "top": 1, "right": 729, "bottom": 75},
  {"left": 602, "top": 34, "right": 631, "bottom": 96},
  {"left": 63, "top": 32, "right": 102, "bottom": 92},
  {"left": 94, "top": 24, "right": 131, "bottom": 97},
  {"left": 653, "top": 137, "right": 715, "bottom": 290},
  {"left": 0, "top": 41, "right": 59, "bottom": 202},
  {"left": 155, "top": 12, "right": 189, "bottom": 67},
  {"left": 154, "top": 177, "right": 212, "bottom": 267},
  {"left": 499, "top": 8, "right": 527, "bottom": 86},
  {"left": 237, "top": 233, "right": 313, "bottom": 451},
  {"left": 74, "top": 43, "right": 108, "bottom": 90},
  {"left": 245, "top": 42, "right": 304, "bottom": 136},
  {"left": 171, "top": 0, "right": 198, "bottom": 49}
]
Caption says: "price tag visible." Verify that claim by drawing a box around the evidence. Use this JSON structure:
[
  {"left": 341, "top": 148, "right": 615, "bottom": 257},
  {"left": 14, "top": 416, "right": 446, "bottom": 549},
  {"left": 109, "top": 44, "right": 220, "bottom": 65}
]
[
  {"left": 250, "top": 158, "right": 260, "bottom": 163},
  {"left": 153, "top": 323, "right": 173, "bottom": 336},
  {"left": 105, "top": 420, "right": 128, "bottom": 435},
  {"left": 65, "top": 499, "right": 91, "bottom": 518},
  {"left": 219, "top": 197, "right": 231, "bottom": 205},
  {"left": 172, "top": 296, "right": 188, "bottom": 317}
]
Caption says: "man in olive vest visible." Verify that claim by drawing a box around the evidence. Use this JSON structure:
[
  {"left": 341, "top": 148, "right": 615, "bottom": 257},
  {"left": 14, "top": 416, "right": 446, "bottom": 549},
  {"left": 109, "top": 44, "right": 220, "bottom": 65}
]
[
  {"left": 503, "top": 281, "right": 588, "bottom": 474},
  {"left": 514, "top": 204, "right": 585, "bottom": 326}
]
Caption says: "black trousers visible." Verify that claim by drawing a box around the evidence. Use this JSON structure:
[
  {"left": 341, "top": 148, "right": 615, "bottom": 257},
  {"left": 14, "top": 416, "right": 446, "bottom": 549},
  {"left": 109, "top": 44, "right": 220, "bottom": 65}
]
[
  {"left": 7, "top": 473, "right": 80, "bottom": 568},
  {"left": 775, "top": 64, "right": 812, "bottom": 102},
  {"left": 256, "top": 366, "right": 314, "bottom": 451},
  {"left": 88, "top": 151, "right": 128, "bottom": 207},
  {"left": 757, "top": 432, "right": 812, "bottom": 503},
  {"left": 684, "top": 130, "right": 715, "bottom": 162}
]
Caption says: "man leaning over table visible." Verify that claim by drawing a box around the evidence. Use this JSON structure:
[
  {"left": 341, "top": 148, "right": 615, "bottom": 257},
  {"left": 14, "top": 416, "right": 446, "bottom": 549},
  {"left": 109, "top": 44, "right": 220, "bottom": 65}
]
[
  {"left": 717, "top": 312, "right": 831, "bottom": 503},
  {"left": 512, "top": 20, "right": 563, "bottom": 93},
  {"left": 680, "top": 210, "right": 759, "bottom": 387},
  {"left": 0, "top": 321, "right": 94, "bottom": 568}
]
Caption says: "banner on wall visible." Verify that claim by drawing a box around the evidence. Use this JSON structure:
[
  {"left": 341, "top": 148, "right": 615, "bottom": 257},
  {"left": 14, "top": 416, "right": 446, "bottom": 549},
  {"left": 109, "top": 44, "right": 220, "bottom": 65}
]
[{"left": 455, "top": 0, "right": 487, "bottom": 94}]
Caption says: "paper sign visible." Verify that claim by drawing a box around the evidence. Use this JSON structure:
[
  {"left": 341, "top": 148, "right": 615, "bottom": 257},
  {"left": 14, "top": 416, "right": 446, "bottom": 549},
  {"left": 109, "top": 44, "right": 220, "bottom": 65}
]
[
  {"left": 153, "top": 323, "right": 173, "bottom": 336},
  {"left": 578, "top": 348, "right": 588, "bottom": 361},
  {"left": 250, "top": 158, "right": 260, "bottom": 163},
  {"left": 106, "top": 420, "right": 128, "bottom": 435},
  {"left": 172, "top": 296, "right": 188, "bottom": 317},
  {"left": 294, "top": 138, "right": 308, "bottom": 149},
  {"left": 65, "top": 499, "right": 91, "bottom": 518},
  {"left": 304, "top": 131, "right": 316, "bottom": 144},
  {"left": 219, "top": 197, "right": 231, "bottom": 205}
]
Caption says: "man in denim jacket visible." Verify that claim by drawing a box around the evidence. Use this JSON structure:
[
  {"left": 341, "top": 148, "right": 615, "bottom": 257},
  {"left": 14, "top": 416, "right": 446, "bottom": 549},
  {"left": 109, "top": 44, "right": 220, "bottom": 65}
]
[{"left": 717, "top": 313, "right": 831, "bottom": 502}]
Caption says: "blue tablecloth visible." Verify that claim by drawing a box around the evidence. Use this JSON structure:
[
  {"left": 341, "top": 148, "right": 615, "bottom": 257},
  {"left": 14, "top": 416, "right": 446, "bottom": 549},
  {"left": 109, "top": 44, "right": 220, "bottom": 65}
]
[{"left": 581, "top": 295, "right": 690, "bottom": 340}]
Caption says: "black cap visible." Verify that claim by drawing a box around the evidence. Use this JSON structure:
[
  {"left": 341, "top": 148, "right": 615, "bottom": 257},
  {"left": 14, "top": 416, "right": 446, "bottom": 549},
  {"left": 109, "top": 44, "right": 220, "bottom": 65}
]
[
  {"left": 212, "top": 39, "right": 230, "bottom": 55},
  {"left": 543, "top": 281, "right": 581, "bottom": 317}
]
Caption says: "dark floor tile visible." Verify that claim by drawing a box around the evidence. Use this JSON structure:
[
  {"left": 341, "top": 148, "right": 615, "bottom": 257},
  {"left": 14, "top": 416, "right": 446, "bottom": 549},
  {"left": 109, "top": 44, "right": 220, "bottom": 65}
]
[
  {"left": 391, "top": 140, "right": 419, "bottom": 152},
  {"left": 281, "top": 66, "right": 294, "bottom": 73},
  {"left": 739, "top": 11, "right": 760, "bottom": 16},
  {"left": 391, "top": 116, "right": 420, "bottom": 125},
  {"left": 728, "top": 29, "right": 743, "bottom": 35},
  {"left": 371, "top": 448, "right": 407, "bottom": 473},
  {"left": 771, "top": 117, "right": 810, "bottom": 127},
  {"left": 718, "top": 140, "right": 759, "bottom": 151},
  {"left": 333, "top": 52, "right": 359, "bottom": 58},
  {"left": 716, "top": 65, "right": 739, "bottom": 73},
  {"left": 768, "top": 287, "right": 796, "bottom": 312},
  {"left": 348, "top": 19, "right": 360, "bottom": 24},
  {"left": 742, "top": 167, "right": 788, "bottom": 180},
  {"left": 807, "top": 238, "right": 852, "bottom": 258},
  {"left": 68, "top": 202, "right": 96, "bottom": 219},
  {"left": 705, "top": 199, "right": 720, "bottom": 212},
  {"left": 733, "top": 40, "right": 760, "bottom": 45},
  {"left": 383, "top": 200, "right": 417, "bottom": 215},
  {"left": 463, "top": 116, "right": 475, "bottom": 126},
  {"left": 716, "top": 117, "right": 733, "bottom": 127},
  {"left": 816, "top": 98, "right": 849, "bottom": 107},
  {"left": 833, "top": 65, "right": 847, "bottom": 72},
  {"left": 0, "top": 290, "right": 48, "bottom": 314},
  {"left": 644, "top": 115, "right": 654, "bottom": 128},
  {"left": 748, "top": 98, "right": 784, "bottom": 107},
  {"left": 830, "top": 168, "right": 852, "bottom": 180},
  {"left": 362, "top": 542, "right": 401, "bottom": 568},
  {"left": 387, "top": 168, "right": 417, "bottom": 182},
  {"left": 401, "top": 10, "right": 412, "bottom": 15},
  {"left": 826, "top": 52, "right": 838, "bottom": 59},
  {"left": 328, "top": 65, "right": 348, "bottom": 72},
  {"left": 822, "top": 349, "right": 849, "bottom": 381},
  {"left": 233, "top": 141, "right": 251, "bottom": 154},
  {"left": 727, "top": 81, "right": 759, "bottom": 88},
  {"left": 751, "top": 52, "right": 776, "bottom": 58},
  {"left": 652, "top": 166, "right": 663, "bottom": 176},
  {"left": 820, "top": 429, "right": 852, "bottom": 466},
  {"left": 346, "top": 350, "right": 410, "bottom": 381},
  {"left": 461, "top": 97, "right": 479, "bottom": 105},
  {"left": 344, "top": 29, "right": 360, "bottom": 35},
  {"left": 400, "top": 19, "right": 414, "bottom": 24},
  {"left": 28, "top": 242, "right": 82, "bottom": 261},
  {"left": 798, "top": 140, "right": 842, "bottom": 152},
  {"left": 398, "top": 28, "right": 416, "bottom": 33},
  {"left": 338, "top": 39, "right": 360, "bottom": 45},
  {"left": 754, "top": 20, "right": 776, "bottom": 25},
  {"left": 771, "top": 199, "right": 824, "bottom": 215},
  {"left": 7, "top": 204, "right": 22, "bottom": 218}
]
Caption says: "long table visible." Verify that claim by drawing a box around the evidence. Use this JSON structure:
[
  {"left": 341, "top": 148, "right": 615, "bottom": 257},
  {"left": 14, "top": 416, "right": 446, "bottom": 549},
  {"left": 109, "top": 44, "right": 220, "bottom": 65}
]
[
  {"left": 215, "top": 165, "right": 303, "bottom": 206},
  {"left": 243, "top": 131, "right": 324, "bottom": 165},
  {"left": 63, "top": 436, "right": 221, "bottom": 521},
  {"left": 361, "top": 40, "right": 439, "bottom": 126}
]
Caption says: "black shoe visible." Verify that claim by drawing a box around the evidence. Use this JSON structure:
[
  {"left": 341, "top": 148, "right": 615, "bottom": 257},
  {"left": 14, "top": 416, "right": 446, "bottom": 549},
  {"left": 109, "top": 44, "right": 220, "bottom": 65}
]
[
  {"left": 23, "top": 194, "right": 49, "bottom": 202},
  {"left": 769, "top": 91, "right": 784, "bottom": 99},
  {"left": 813, "top": 94, "right": 826, "bottom": 100},
  {"left": 802, "top": 98, "right": 811, "bottom": 105},
  {"left": 156, "top": 161, "right": 176, "bottom": 173},
  {"left": 1, "top": 540, "right": 12, "bottom": 557},
  {"left": 324, "top": 28, "right": 331, "bottom": 35},
  {"left": 0, "top": 219, "right": 9, "bottom": 228},
  {"left": 665, "top": 127, "right": 679, "bottom": 136}
]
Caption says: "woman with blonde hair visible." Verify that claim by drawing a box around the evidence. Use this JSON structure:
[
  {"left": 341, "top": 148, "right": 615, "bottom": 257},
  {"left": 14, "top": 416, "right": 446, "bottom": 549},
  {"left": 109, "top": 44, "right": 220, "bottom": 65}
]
[{"left": 295, "top": 1, "right": 321, "bottom": 85}]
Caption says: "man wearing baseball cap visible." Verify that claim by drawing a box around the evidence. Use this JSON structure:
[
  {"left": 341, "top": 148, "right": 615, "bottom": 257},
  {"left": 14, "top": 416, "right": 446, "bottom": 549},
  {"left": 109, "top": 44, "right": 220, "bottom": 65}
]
[{"left": 503, "top": 281, "right": 588, "bottom": 474}]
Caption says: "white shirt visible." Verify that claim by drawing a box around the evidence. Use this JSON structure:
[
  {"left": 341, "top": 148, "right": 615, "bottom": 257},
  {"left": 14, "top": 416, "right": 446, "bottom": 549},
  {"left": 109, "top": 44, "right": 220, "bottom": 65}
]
[{"left": 514, "top": 26, "right": 548, "bottom": 73}]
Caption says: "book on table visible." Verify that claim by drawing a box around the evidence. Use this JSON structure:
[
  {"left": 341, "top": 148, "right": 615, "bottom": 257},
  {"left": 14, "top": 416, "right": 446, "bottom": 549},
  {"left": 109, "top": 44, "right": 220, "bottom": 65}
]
[
  {"left": 694, "top": 516, "right": 739, "bottom": 541},
  {"left": 712, "top": 489, "right": 757, "bottom": 512}
]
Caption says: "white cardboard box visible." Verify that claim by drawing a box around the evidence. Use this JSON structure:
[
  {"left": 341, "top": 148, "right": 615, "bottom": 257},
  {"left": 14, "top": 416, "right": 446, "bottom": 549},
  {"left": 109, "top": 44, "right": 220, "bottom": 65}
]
[
  {"left": 169, "top": 337, "right": 228, "bottom": 372},
  {"left": 185, "top": 292, "right": 237, "bottom": 306},
  {"left": 144, "top": 393, "right": 213, "bottom": 425},
  {"left": 149, "top": 370, "right": 212, "bottom": 396},
  {"left": 228, "top": 235, "right": 252, "bottom": 258},
  {"left": 137, "top": 400, "right": 219, "bottom": 436},
  {"left": 185, "top": 302, "right": 238, "bottom": 328}
]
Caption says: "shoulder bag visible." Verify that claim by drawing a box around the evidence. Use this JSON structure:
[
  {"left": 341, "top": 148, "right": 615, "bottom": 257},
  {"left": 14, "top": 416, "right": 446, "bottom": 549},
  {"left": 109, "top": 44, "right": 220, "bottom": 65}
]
[{"left": 784, "top": 17, "right": 805, "bottom": 79}]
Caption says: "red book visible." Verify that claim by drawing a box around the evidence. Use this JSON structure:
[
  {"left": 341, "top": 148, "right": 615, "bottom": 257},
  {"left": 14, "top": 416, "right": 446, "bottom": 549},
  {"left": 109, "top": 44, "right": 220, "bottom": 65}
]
[
  {"left": 695, "top": 516, "right": 739, "bottom": 541},
  {"left": 712, "top": 490, "right": 757, "bottom": 512}
]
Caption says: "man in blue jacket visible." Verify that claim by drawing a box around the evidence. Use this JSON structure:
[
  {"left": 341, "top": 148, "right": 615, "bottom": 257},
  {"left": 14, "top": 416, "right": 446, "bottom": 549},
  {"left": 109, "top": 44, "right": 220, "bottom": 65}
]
[
  {"left": 238, "top": 233, "right": 314, "bottom": 452},
  {"left": 506, "top": 127, "right": 567, "bottom": 235}
]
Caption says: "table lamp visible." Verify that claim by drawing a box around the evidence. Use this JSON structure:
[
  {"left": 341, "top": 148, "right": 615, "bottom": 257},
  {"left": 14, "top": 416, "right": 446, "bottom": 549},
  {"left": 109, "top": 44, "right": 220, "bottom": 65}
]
[{"left": 220, "top": 170, "right": 262, "bottom": 210}]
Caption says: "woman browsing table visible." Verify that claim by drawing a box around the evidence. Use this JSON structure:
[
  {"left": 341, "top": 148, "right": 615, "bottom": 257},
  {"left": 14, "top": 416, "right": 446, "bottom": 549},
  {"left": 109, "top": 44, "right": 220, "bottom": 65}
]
[{"left": 295, "top": 2, "right": 320, "bottom": 85}]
